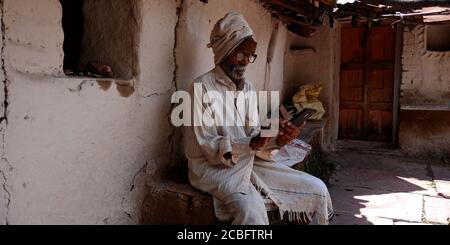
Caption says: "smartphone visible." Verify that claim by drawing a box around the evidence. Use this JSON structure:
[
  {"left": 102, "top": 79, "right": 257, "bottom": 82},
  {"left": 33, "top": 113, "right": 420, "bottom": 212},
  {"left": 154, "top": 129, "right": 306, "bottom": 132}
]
[{"left": 290, "top": 108, "right": 317, "bottom": 126}]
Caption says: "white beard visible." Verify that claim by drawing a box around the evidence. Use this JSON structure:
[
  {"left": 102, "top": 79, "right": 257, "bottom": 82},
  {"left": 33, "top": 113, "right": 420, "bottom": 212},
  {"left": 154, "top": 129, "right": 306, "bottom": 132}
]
[{"left": 228, "top": 65, "right": 246, "bottom": 81}]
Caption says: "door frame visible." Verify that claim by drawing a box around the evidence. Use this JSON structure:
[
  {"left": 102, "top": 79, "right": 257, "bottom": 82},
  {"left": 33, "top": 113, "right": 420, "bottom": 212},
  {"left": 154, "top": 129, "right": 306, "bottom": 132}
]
[
  {"left": 336, "top": 21, "right": 403, "bottom": 145},
  {"left": 392, "top": 23, "right": 403, "bottom": 146}
]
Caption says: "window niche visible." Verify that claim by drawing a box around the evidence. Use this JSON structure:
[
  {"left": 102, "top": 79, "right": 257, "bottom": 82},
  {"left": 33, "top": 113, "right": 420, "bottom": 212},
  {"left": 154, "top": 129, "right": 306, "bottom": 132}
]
[
  {"left": 426, "top": 24, "right": 450, "bottom": 52},
  {"left": 59, "top": 0, "right": 141, "bottom": 80}
]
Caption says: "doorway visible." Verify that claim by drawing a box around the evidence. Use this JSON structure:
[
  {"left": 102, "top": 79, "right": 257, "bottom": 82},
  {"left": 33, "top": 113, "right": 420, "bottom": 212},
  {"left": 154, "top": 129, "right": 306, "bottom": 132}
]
[{"left": 339, "top": 23, "right": 397, "bottom": 142}]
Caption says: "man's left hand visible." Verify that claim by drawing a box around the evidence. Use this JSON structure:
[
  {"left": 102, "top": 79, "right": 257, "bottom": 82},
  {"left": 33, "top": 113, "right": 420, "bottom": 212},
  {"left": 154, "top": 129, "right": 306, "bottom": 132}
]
[{"left": 276, "top": 120, "right": 305, "bottom": 146}]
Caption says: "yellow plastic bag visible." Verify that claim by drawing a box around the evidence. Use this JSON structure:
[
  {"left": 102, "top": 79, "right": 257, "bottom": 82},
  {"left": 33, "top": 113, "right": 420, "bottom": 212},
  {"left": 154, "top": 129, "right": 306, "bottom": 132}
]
[
  {"left": 292, "top": 87, "right": 308, "bottom": 104},
  {"left": 292, "top": 83, "right": 325, "bottom": 120},
  {"left": 305, "top": 83, "right": 322, "bottom": 102}
]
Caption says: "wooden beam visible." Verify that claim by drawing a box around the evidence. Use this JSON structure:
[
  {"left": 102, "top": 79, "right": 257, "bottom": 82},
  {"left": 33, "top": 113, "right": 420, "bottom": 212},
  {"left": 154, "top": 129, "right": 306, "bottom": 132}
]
[
  {"left": 365, "top": 0, "right": 450, "bottom": 8},
  {"left": 277, "top": 13, "right": 312, "bottom": 26},
  {"left": 319, "top": 0, "right": 336, "bottom": 6},
  {"left": 269, "top": 0, "right": 318, "bottom": 18}
]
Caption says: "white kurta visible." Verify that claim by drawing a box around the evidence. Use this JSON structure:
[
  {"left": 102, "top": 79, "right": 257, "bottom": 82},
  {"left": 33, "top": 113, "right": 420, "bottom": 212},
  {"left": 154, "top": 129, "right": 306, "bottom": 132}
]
[{"left": 184, "top": 66, "right": 334, "bottom": 224}]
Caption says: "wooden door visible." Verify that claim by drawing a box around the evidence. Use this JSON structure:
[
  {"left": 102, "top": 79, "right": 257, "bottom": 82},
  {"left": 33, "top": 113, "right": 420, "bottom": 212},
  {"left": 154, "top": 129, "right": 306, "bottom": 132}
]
[{"left": 339, "top": 24, "right": 396, "bottom": 142}]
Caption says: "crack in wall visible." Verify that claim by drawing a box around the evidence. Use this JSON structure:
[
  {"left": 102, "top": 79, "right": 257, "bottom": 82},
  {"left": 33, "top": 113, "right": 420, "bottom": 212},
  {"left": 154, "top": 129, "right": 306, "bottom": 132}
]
[
  {"left": 167, "top": 0, "right": 184, "bottom": 157},
  {"left": 0, "top": 0, "right": 11, "bottom": 225},
  {"left": 426, "top": 162, "right": 441, "bottom": 198},
  {"left": 263, "top": 20, "right": 279, "bottom": 91},
  {"left": 0, "top": 160, "right": 11, "bottom": 225},
  {"left": 130, "top": 160, "right": 149, "bottom": 192},
  {"left": 0, "top": 0, "right": 8, "bottom": 125},
  {"left": 421, "top": 195, "right": 426, "bottom": 223},
  {"left": 140, "top": 92, "right": 162, "bottom": 99},
  {"left": 67, "top": 80, "right": 95, "bottom": 94}
]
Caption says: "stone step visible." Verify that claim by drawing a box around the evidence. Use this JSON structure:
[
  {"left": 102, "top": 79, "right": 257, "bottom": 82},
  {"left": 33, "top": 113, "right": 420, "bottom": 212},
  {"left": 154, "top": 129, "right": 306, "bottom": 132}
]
[
  {"left": 141, "top": 181, "right": 308, "bottom": 225},
  {"left": 141, "top": 182, "right": 216, "bottom": 225}
]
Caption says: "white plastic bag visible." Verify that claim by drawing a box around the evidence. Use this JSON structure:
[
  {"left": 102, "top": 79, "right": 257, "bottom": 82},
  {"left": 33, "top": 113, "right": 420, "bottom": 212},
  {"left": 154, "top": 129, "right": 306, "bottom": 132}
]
[{"left": 273, "top": 139, "right": 312, "bottom": 167}]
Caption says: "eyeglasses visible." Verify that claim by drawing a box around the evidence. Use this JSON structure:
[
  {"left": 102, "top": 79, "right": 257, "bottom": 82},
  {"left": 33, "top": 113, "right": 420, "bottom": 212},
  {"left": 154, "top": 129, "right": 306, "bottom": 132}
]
[{"left": 235, "top": 52, "right": 257, "bottom": 63}]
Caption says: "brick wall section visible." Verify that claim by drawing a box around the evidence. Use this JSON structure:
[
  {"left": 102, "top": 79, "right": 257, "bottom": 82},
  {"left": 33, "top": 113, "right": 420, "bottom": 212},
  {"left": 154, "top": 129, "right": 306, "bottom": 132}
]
[
  {"left": 399, "top": 25, "right": 450, "bottom": 161},
  {"left": 400, "top": 25, "right": 450, "bottom": 106}
]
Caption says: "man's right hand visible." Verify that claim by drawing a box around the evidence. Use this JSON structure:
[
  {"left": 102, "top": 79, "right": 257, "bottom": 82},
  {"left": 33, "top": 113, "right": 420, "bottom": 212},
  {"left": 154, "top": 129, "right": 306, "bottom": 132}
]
[{"left": 250, "top": 135, "right": 271, "bottom": 150}]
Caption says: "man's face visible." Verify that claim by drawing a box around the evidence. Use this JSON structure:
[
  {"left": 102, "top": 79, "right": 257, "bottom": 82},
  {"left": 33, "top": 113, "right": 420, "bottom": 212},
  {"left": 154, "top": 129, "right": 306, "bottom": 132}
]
[
  {"left": 222, "top": 38, "right": 257, "bottom": 82},
  {"left": 225, "top": 51, "right": 255, "bottom": 81}
]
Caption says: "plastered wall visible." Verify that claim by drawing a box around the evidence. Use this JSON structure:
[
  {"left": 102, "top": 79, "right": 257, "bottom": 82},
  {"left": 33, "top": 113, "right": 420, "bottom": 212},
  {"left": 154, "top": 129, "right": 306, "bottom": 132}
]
[
  {"left": 0, "top": 0, "right": 295, "bottom": 224},
  {"left": 0, "top": 0, "right": 178, "bottom": 224}
]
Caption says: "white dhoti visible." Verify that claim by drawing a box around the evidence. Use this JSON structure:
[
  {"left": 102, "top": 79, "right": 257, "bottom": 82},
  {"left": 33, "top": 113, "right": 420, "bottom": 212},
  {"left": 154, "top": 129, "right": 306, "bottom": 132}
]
[
  {"left": 213, "top": 159, "right": 334, "bottom": 225},
  {"left": 213, "top": 184, "right": 270, "bottom": 225}
]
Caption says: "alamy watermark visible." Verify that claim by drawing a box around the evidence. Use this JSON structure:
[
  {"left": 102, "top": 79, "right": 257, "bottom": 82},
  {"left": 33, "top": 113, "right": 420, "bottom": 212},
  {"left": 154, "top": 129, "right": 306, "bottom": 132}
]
[{"left": 170, "top": 83, "right": 281, "bottom": 137}]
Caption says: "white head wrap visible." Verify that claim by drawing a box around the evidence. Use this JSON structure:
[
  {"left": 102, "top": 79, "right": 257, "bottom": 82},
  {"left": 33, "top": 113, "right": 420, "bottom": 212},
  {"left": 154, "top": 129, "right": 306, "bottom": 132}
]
[{"left": 207, "top": 11, "right": 255, "bottom": 65}]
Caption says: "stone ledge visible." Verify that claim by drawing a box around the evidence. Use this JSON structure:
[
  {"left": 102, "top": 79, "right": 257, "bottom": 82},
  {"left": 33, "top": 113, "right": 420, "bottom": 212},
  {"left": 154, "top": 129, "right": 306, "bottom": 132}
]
[
  {"left": 140, "top": 181, "right": 284, "bottom": 225},
  {"left": 141, "top": 181, "right": 310, "bottom": 225},
  {"left": 141, "top": 182, "right": 217, "bottom": 225}
]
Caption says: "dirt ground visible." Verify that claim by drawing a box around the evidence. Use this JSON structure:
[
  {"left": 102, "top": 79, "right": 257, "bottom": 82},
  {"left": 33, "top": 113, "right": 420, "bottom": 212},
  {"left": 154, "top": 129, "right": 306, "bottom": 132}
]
[{"left": 327, "top": 140, "right": 450, "bottom": 225}]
